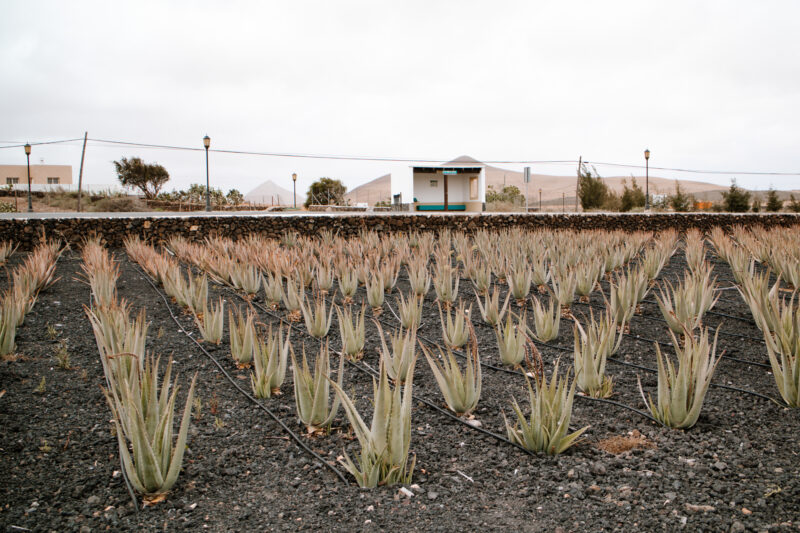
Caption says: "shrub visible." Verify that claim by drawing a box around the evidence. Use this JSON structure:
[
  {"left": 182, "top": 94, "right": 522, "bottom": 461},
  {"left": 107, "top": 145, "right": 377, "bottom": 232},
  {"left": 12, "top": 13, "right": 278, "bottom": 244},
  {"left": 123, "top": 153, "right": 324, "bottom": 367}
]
[
  {"left": 721, "top": 179, "right": 751, "bottom": 212},
  {"left": 668, "top": 181, "right": 693, "bottom": 212}
]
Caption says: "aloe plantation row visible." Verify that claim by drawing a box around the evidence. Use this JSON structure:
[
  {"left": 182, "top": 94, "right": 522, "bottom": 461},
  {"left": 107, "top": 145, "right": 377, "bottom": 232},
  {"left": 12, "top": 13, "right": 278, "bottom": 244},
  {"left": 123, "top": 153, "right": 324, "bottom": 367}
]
[{"left": 2, "top": 223, "right": 799, "bottom": 530}]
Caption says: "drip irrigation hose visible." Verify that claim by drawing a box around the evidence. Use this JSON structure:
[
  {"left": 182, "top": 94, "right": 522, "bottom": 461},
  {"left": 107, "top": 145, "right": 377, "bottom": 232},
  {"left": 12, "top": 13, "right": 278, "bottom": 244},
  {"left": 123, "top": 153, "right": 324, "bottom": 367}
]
[{"left": 133, "top": 263, "right": 349, "bottom": 484}]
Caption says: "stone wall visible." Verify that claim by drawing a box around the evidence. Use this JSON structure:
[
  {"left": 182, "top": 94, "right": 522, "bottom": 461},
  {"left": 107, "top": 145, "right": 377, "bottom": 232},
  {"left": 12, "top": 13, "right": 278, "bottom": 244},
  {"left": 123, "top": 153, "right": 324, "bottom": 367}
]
[{"left": 1, "top": 212, "right": 798, "bottom": 250}]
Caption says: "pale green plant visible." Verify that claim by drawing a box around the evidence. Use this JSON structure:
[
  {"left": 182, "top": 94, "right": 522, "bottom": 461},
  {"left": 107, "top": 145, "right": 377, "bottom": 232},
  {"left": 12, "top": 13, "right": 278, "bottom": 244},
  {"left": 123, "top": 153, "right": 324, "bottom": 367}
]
[
  {"left": 507, "top": 266, "right": 533, "bottom": 306},
  {"left": 421, "top": 330, "right": 481, "bottom": 417},
  {"left": 6, "top": 286, "right": 34, "bottom": 326},
  {"left": 639, "top": 327, "right": 721, "bottom": 429},
  {"left": 161, "top": 263, "right": 189, "bottom": 308},
  {"left": 529, "top": 295, "right": 560, "bottom": 342},
  {"left": 282, "top": 277, "right": 304, "bottom": 321},
  {"left": 331, "top": 358, "right": 416, "bottom": 488},
  {"left": 376, "top": 322, "right": 417, "bottom": 384},
  {"left": 469, "top": 260, "right": 492, "bottom": 296},
  {"left": 186, "top": 274, "right": 208, "bottom": 316},
  {"left": 474, "top": 286, "right": 510, "bottom": 327},
  {"left": 684, "top": 229, "right": 707, "bottom": 275},
  {"left": 0, "top": 297, "right": 19, "bottom": 357},
  {"left": 103, "top": 353, "right": 197, "bottom": 502},
  {"left": 366, "top": 273, "right": 385, "bottom": 313},
  {"left": 262, "top": 272, "right": 283, "bottom": 310},
  {"left": 230, "top": 263, "right": 262, "bottom": 296},
  {"left": 406, "top": 258, "right": 431, "bottom": 297},
  {"left": 337, "top": 269, "right": 358, "bottom": 304},
  {"left": 229, "top": 306, "right": 256, "bottom": 367},
  {"left": 336, "top": 304, "right": 366, "bottom": 360},
  {"left": 655, "top": 270, "right": 719, "bottom": 335},
  {"left": 575, "top": 260, "right": 602, "bottom": 301},
  {"left": 85, "top": 302, "right": 148, "bottom": 387},
  {"left": 195, "top": 298, "right": 224, "bottom": 344},
  {"left": 251, "top": 325, "right": 290, "bottom": 398},
  {"left": 315, "top": 261, "right": 334, "bottom": 295},
  {"left": 291, "top": 343, "right": 345, "bottom": 433},
  {"left": 438, "top": 301, "right": 472, "bottom": 350},
  {"left": 301, "top": 295, "right": 334, "bottom": 338},
  {"left": 433, "top": 264, "right": 459, "bottom": 310},
  {"left": 396, "top": 291, "right": 423, "bottom": 331},
  {"left": 80, "top": 257, "right": 119, "bottom": 309},
  {"left": 756, "top": 292, "right": 800, "bottom": 406},
  {"left": 0, "top": 241, "right": 18, "bottom": 266},
  {"left": 572, "top": 312, "right": 620, "bottom": 398},
  {"left": 495, "top": 313, "right": 529, "bottom": 367},
  {"left": 550, "top": 269, "right": 577, "bottom": 310},
  {"left": 503, "top": 361, "right": 589, "bottom": 454},
  {"left": 737, "top": 265, "right": 779, "bottom": 332},
  {"left": 380, "top": 258, "right": 400, "bottom": 293}
]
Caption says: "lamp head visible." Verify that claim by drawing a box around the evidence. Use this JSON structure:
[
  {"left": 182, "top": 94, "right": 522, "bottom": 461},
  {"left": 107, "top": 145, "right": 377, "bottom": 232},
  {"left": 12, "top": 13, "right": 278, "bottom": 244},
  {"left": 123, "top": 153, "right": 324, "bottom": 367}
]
[
  {"left": 24, "top": 143, "right": 31, "bottom": 156},
  {"left": 292, "top": 173, "right": 297, "bottom": 182},
  {"left": 644, "top": 148, "right": 650, "bottom": 160},
  {"left": 203, "top": 135, "right": 210, "bottom": 149}
]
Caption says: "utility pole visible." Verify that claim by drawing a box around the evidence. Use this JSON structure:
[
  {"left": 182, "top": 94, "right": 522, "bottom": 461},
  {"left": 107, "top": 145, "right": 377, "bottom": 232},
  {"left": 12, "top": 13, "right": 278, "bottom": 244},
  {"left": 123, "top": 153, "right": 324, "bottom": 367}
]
[
  {"left": 76, "top": 132, "right": 88, "bottom": 212},
  {"left": 523, "top": 167, "right": 530, "bottom": 213},
  {"left": 575, "top": 156, "right": 582, "bottom": 212}
]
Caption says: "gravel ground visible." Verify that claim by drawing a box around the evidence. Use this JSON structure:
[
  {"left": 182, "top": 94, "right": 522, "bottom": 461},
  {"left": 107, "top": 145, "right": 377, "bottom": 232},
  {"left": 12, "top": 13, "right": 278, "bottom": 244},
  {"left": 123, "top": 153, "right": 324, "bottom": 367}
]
[{"left": 1, "top": 246, "right": 798, "bottom": 532}]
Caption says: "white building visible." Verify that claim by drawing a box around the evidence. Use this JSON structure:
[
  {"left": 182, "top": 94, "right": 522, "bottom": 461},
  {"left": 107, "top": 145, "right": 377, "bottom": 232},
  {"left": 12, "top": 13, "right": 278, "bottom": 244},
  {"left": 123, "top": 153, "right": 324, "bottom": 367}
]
[{"left": 391, "top": 157, "right": 486, "bottom": 212}]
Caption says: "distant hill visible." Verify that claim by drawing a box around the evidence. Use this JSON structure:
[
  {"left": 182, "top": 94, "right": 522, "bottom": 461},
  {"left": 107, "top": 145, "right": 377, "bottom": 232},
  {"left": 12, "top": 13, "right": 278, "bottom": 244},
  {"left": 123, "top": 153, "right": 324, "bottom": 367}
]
[
  {"left": 245, "top": 180, "right": 305, "bottom": 206},
  {"left": 342, "top": 156, "right": 777, "bottom": 207}
]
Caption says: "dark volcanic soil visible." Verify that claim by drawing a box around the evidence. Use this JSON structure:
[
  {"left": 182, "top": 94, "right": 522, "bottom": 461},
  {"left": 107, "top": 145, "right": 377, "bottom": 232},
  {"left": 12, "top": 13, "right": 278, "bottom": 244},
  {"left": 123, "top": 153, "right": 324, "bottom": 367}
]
[{"left": 1, "top": 247, "right": 798, "bottom": 532}]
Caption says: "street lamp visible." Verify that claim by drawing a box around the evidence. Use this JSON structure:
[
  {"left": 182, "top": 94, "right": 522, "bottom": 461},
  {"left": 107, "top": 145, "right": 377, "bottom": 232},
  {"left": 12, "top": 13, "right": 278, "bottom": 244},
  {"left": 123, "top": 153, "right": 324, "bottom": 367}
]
[
  {"left": 538, "top": 188, "right": 542, "bottom": 211},
  {"left": 203, "top": 135, "right": 211, "bottom": 211},
  {"left": 292, "top": 173, "right": 297, "bottom": 209},
  {"left": 24, "top": 143, "right": 32, "bottom": 213},
  {"left": 644, "top": 148, "right": 650, "bottom": 211}
]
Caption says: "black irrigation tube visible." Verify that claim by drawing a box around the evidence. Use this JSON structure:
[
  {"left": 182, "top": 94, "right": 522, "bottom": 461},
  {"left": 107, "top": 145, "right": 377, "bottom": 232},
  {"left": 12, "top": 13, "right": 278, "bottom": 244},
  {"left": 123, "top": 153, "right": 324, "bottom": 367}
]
[{"left": 133, "top": 263, "right": 349, "bottom": 484}]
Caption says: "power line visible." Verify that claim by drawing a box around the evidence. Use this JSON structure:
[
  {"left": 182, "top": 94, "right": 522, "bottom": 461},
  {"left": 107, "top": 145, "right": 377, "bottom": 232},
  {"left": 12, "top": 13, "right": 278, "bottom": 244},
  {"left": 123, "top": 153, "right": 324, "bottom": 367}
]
[
  {"left": 0, "top": 138, "right": 84, "bottom": 149},
  {"left": 3, "top": 135, "right": 799, "bottom": 177}
]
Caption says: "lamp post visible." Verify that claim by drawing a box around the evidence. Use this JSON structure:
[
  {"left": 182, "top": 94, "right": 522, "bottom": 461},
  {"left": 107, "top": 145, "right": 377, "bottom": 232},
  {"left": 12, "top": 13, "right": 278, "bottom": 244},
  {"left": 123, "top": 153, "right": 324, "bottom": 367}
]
[
  {"left": 292, "top": 173, "right": 297, "bottom": 209},
  {"left": 562, "top": 192, "right": 565, "bottom": 212},
  {"left": 538, "top": 188, "right": 542, "bottom": 211},
  {"left": 24, "top": 143, "right": 32, "bottom": 213},
  {"left": 203, "top": 135, "right": 211, "bottom": 211},
  {"left": 644, "top": 148, "right": 650, "bottom": 211}
]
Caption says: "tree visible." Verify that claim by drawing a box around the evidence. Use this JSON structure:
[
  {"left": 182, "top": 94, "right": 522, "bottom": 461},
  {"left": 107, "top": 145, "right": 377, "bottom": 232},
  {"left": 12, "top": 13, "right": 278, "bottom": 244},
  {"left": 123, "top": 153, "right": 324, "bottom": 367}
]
[
  {"left": 668, "top": 181, "right": 692, "bottom": 212},
  {"left": 751, "top": 194, "right": 761, "bottom": 213},
  {"left": 620, "top": 177, "right": 646, "bottom": 212},
  {"left": 577, "top": 164, "right": 610, "bottom": 210},
  {"left": 788, "top": 194, "right": 800, "bottom": 213},
  {"left": 113, "top": 157, "right": 169, "bottom": 199},
  {"left": 226, "top": 189, "right": 244, "bottom": 206},
  {"left": 305, "top": 177, "right": 346, "bottom": 207},
  {"left": 765, "top": 188, "right": 783, "bottom": 212},
  {"left": 721, "top": 179, "right": 751, "bottom": 212},
  {"left": 486, "top": 185, "right": 523, "bottom": 204}
]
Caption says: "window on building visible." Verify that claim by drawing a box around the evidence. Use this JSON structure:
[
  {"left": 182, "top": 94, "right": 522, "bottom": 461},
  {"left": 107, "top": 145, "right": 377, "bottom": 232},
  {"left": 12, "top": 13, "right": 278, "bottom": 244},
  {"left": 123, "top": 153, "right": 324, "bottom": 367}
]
[
  {"left": 469, "top": 177, "right": 478, "bottom": 200},
  {"left": 430, "top": 180, "right": 438, "bottom": 188},
  {"left": 6, "top": 177, "right": 19, "bottom": 185},
  {"left": 47, "top": 177, "right": 60, "bottom": 184}
]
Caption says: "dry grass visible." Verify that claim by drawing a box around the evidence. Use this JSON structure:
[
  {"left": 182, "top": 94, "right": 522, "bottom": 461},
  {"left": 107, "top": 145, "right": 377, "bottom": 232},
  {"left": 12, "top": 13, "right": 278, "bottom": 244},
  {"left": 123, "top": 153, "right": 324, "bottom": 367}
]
[{"left": 595, "top": 430, "right": 654, "bottom": 454}]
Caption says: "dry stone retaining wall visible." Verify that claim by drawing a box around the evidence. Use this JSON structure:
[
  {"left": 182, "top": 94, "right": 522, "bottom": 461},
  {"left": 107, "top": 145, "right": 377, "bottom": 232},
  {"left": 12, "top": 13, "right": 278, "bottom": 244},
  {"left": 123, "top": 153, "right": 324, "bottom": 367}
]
[{"left": 1, "top": 212, "right": 798, "bottom": 250}]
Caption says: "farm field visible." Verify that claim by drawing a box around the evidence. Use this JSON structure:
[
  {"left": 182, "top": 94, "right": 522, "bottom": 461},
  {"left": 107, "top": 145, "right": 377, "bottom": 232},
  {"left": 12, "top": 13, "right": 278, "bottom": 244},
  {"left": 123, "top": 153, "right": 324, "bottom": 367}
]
[{"left": 1, "top": 226, "right": 798, "bottom": 532}]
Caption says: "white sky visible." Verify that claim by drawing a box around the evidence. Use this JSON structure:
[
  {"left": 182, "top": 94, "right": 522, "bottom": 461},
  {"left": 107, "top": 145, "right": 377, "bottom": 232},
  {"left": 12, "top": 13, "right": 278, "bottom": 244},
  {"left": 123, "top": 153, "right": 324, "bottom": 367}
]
[{"left": 1, "top": 0, "right": 799, "bottom": 195}]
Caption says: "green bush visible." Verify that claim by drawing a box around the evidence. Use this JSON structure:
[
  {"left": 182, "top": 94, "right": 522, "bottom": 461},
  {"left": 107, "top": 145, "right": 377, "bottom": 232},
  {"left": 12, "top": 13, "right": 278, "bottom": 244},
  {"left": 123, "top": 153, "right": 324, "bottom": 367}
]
[
  {"left": 620, "top": 178, "right": 646, "bottom": 212},
  {"left": 721, "top": 179, "right": 751, "bottom": 212},
  {"left": 668, "top": 181, "right": 693, "bottom": 212},
  {"left": 765, "top": 188, "right": 783, "bottom": 212}
]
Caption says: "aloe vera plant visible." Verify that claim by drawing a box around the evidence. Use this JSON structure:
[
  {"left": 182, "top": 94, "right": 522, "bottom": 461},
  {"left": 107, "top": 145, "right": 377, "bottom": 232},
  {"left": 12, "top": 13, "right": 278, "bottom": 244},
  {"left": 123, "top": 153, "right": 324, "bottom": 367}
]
[
  {"left": 396, "top": 291, "right": 424, "bottom": 331},
  {"left": 655, "top": 269, "right": 719, "bottom": 335},
  {"left": 229, "top": 306, "right": 256, "bottom": 367},
  {"left": 406, "top": 258, "right": 431, "bottom": 297},
  {"left": 572, "top": 314, "right": 618, "bottom": 398},
  {"left": 422, "top": 331, "right": 482, "bottom": 417},
  {"left": 337, "top": 269, "right": 358, "bottom": 305},
  {"left": 336, "top": 304, "right": 366, "bottom": 360},
  {"left": 251, "top": 325, "right": 290, "bottom": 398},
  {"left": 102, "top": 353, "right": 197, "bottom": 502},
  {"left": 507, "top": 266, "right": 533, "bottom": 306},
  {"left": 376, "top": 322, "right": 417, "bottom": 384},
  {"left": 503, "top": 361, "right": 589, "bottom": 454},
  {"left": 758, "top": 293, "right": 800, "bottom": 407},
  {"left": 550, "top": 269, "right": 578, "bottom": 311},
  {"left": 195, "top": 298, "right": 224, "bottom": 344},
  {"left": 366, "top": 273, "right": 385, "bottom": 315},
  {"left": 292, "top": 343, "right": 345, "bottom": 433},
  {"left": 186, "top": 274, "right": 208, "bottom": 316},
  {"left": 301, "top": 295, "right": 334, "bottom": 338},
  {"left": 495, "top": 313, "right": 529, "bottom": 367},
  {"left": 639, "top": 327, "right": 721, "bottom": 429},
  {"left": 469, "top": 260, "right": 492, "bottom": 296},
  {"left": 86, "top": 302, "right": 149, "bottom": 385},
  {"left": 529, "top": 295, "right": 560, "bottom": 342},
  {"left": 438, "top": 301, "right": 472, "bottom": 350},
  {"left": 331, "top": 357, "right": 416, "bottom": 488},
  {"left": 315, "top": 261, "right": 334, "bottom": 295},
  {"left": 282, "top": 277, "right": 304, "bottom": 322},
  {"left": 262, "top": 272, "right": 283, "bottom": 310},
  {"left": 0, "top": 297, "right": 19, "bottom": 357},
  {"left": 0, "top": 241, "right": 18, "bottom": 266},
  {"left": 475, "top": 286, "right": 510, "bottom": 327},
  {"left": 433, "top": 264, "right": 459, "bottom": 310}
]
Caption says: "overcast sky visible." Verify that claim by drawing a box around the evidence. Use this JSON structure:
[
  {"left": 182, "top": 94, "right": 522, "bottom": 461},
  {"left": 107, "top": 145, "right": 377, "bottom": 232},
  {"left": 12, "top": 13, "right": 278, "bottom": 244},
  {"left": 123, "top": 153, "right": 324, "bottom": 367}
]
[{"left": 1, "top": 1, "right": 799, "bottom": 196}]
